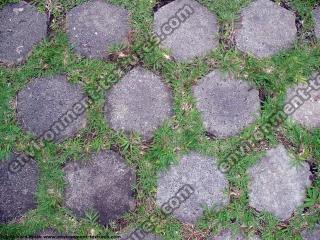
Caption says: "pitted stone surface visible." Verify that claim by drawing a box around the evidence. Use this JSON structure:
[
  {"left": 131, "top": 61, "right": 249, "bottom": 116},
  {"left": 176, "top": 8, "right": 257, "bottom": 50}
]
[
  {"left": 235, "top": 0, "right": 297, "bottom": 58},
  {"left": 66, "top": 0, "right": 130, "bottom": 59},
  {"left": 104, "top": 67, "right": 173, "bottom": 140},
  {"left": 0, "top": 1, "right": 47, "bottom": 66},
  {"left": 120, "top": 229, "right": 161, "bottom": 240},
  {"left": 314, "top": 7, "right": 320, "bottom": 40},
  {"left": 208, "top": 229, "right": 260, "bottom": 240},
  {"left": 26, "top": 229, "right": 72, "bottom": 240},
  {"left": 153, "top": 0, "right": 219, "bottom": 62},
  {"left": 285, "top": 73, "right": 320, "bottom": 129},
  {"left": 63, "top": 150, "right": 136, "bottom": 225},
  {"left": 156, "top": 152, "right": 229, "bottom": 224},
  {"left": 301, "top": 224, "right": 320, "bottom": 240},
  {"left": 0, "top": 152, "right": 38, "bottom": 224},
  {"left": 17, "top": 75, "right": 87, "bottom": 143},
  {"left": 192, "top": 70, "right": 260, "bottom": 138},
  {"left": 247, "top": 145, "right": 312, "bottom": 220}
]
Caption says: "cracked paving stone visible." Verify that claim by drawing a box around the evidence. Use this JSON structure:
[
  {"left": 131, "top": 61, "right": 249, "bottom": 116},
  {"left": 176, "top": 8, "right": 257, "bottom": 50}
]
[
  {"left": 63, "top": 150, "right": 136, "bottom": 225},
  {"left": 153, "top": 0, "right": 219, "bottom": 62},
  {"left": 314, "top": 7, "right": 320, "bottom": 40},
  {"left": 0, "top": 1, "right": 47, "bottom": 66},
  {"left": 104, "top": 67, "right": 173, "bottom": 140},
  {"left": 0, "top": 152, "right": 38, "bottom": 224},
  {"left": 235, "top": 0, "right": 297, "bottom": 58},
  {"left": 247, "top": 145, "right": 312, "bottom": 220},
  {"left": 285, "top": 73, "right": 320, "bottom": 129},
  {"left": 156, "top": 152, "right": 229, "bottom": 224},
  {"left": 192, "top": 70, "right": 260, "bottom": 138},
  {"left": 17, "top": 75, "right": 88, "bottom": 143},
  {"left": 66, "top": 0, "right": 130, "bottom": 59}
]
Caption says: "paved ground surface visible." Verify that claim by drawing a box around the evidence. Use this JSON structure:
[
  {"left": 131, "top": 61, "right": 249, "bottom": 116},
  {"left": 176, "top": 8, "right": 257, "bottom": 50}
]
[
  {"left": 0, "top": 1, "right": 47, "bottom": 66},
  {"left": 0, "top": 0, "right": 319, "bottom": 239}
]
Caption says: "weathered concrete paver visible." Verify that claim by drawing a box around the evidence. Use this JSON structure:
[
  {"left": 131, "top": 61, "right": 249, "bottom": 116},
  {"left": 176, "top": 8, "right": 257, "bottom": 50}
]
[
  {"left": 301, "top": 224, "right": 320, "bottom": 240},
  {"left": 235, "top": 0, "right": 297, "bottom": 58},
  {"left": 17, "top": 75, "right": 87, "bottom": 143},
  {"left": 314, "top": 7, "right": 320, "bottom": 40},
  {"left": 66, "top": 0, "right": 130, "bottom": 59},
  {"left": 156, "top": 152, "right": 229, "bottom": 224},
  {"left": 153, "top": 0, "right": 219, "bottom": 62},
  {"left": 0, "top": 1, "right": 47, "bottom": 66},
  {"left": 247, "top": 145, "right": 312, "bottom": 220},
  {"left": 63, "top": 150, "right": 136, "bottom": 225},
  {"left": 208, "top": 229, "right": 260, "bottom": 240},
  {"left": 104, "top": 67, "right": 173, "bottom": 140},
  {"left": 0, "top": 153, "right": 38, "bottom": 224},
  {"left": 285, "top": 73, "right": 320, "bottom": 129},
  {"left": 192, "top": 70, "right": 260, "bottom": 138},
  {"left": 119, "top": 229, "right": 161, "bottom": 240}
]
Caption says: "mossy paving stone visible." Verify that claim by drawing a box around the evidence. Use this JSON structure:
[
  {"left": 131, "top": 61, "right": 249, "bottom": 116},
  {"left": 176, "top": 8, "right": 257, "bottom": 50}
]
[
  {"left": 16, "top": 75, "right": 88, "bottom": 143},
  {"left": 66, "top": 0, "right": 130, "bottom": 59},
  {"left": 0, "top": 1, "right": 47, "bottom": 66},
  {"left": 208, "top": 229, "right": 260, "bottom": 240},
  {"left": 192, "top": 69, "right": 260, "bottom": 138},
  {"left": 63, "top": 150, "right": 136, "bottom": 225},
  {"left": 235, "top": 0, "right": 297, "bottom": 58},
  {"left": 104, "top": 67, "right": 173, "bottom": 140},
  {"left": 0, "top": 152, "right": 38, "bottom": 224},
  {"left": 314, "top": 7, "right": 320, "bottom": 40},
  {"left": 285, "top": 73, "right": 320, "bottom": 129},
  {"left": 153, "top": 0, "right": 219, "bottom": 62},
  {"left": 247, "top": 145, "right": 312, "bottom": 221},
  {"left": 156, "top": 152, "right": 229, "bottom": 224}
]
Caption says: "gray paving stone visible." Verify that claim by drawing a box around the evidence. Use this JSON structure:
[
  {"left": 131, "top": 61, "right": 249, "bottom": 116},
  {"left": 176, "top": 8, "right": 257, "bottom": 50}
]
[
  {"left": 247, "top": 145, "right": 312, "bottom": 220},
  {"left": 301, "top": 224, "right": 320, "bottom": 240},
  {"left": 285, "top": 73, "right": 320, "bottom": 129},
  {"left": 26, "top": 229, "right": 72, "bottom": 240},
  {"left": 235, "top": 0, "right": 297, "bottom": 58},
  {"left": 208, "top": 229, "right": 260, "bottom": 240},
  {"left": 314, "top": 7, "right": 320, "bottom": 40},
  {"left": 17, "top": 75, "right": 88, "bottom": 143},
  {"left": 104, "top": 67, "right": 173, "bottom": 140},
  {"left": 156, "top": 152, "right": 229, "bottom": 224},
  {"left": 0, "top": 152, "right": 38, "bottom": 224},
  {"left": 0, "top": 1, "right": 47, "bottom": 66},
  {"left": 192, "top": 70, "right": 260, "bottom": 138},
  {"left": 153, "top": 0, "right": 219, "bottom": 62},
  {"left": 119, "top": 229, "right": 161, "bottom": 240},
  {"left": 66, "top": 0, "right": 130, "bottom": 59},
  {"left": 63, "top": 150, "right": 136, "bottom": 225}
]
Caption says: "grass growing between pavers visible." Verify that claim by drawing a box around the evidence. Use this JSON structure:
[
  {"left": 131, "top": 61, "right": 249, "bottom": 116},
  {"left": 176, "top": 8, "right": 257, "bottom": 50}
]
[{"left": 0, "top": 0, "right": 319, "bottom": 239}]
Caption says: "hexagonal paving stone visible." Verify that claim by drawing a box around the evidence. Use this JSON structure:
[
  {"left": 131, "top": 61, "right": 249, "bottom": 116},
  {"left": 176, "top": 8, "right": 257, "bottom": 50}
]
[
  {"left": 192, "top": 70, "right": 260, "bottom": 138},
  {"left": 17, "top": 75, "right": 88, "bottom": 143},
  {"left": 156, "top": 152, "right": 229, "bottom": 224},
  {"left": 119, "top": 229, "right": 161, "bottom": 240},
  {"left": 104, "top": 67, "right": 173, "bottom": 140},
  {"left": 0, "top": 152, "right": 38, "bottom": 224},
  {"left": 66, "top": 0, "right": 130, "bottom": 59},
  {"left": 247, "top": 145, "right": 312, "bottom": 220},
  {"left": 63, "top": 150, "right": 136, "bottom": 225},
  {"left": 235, "top": 0, "right": 297, "bottom": 58},
  {"left": 285, "top": 73, "right": 320, "bottom": 129},
  {"left": 0, "top": 1, "right": 47, "bottom": 66},
  {"left": 314, "top": 7, "right": 320, "bottom": 40},
  {"left": 208, "top": 229, "right": 260, "bottom": 240},
  {"left": 25, "top": 229, "right": 72, "bottom": 240},
  {"left": 301, "top": 224, "right": 320, "bottom": 240},
  {"left": 153, "top": 0, "right": 219, "bottom": 62}
]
